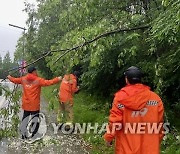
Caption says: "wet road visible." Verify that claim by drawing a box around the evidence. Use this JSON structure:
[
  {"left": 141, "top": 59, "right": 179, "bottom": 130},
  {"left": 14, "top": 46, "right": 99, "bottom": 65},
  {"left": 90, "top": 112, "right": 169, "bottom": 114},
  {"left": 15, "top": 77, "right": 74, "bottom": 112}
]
[{"left": 0, "top": 82, "right": 90, "bottom": 154}]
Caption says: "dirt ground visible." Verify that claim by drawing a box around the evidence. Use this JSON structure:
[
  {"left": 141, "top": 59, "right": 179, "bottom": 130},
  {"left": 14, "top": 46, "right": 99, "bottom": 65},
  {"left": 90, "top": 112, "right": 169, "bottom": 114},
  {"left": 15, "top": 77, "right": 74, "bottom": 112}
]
[{"left": 0, "top": 97, "right": 90, "bottom": 154}]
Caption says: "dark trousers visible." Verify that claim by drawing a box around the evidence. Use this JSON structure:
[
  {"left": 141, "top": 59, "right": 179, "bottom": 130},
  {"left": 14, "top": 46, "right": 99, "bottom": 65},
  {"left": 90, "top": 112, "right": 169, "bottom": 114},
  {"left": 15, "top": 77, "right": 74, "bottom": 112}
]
[{"left": 21, "top": 110, "right": 40, "bottom": 139}]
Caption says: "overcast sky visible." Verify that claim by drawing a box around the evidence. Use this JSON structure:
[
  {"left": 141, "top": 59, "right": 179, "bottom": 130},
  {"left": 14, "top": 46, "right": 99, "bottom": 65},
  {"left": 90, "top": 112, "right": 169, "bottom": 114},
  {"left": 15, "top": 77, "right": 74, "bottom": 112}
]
[{"left": 0, "top": 0, "right": 37, "bottom": 60}]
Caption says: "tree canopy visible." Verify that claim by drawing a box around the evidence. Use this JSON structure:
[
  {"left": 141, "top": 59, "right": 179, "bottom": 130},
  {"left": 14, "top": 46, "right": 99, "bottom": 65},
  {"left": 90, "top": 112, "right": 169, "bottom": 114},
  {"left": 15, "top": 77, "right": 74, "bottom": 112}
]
[
  {"left": 0, "top": 52, "right": 17, "bottom": 79},
  {"left": 14, "top": 0, "right": 180, "bottom": 126}
]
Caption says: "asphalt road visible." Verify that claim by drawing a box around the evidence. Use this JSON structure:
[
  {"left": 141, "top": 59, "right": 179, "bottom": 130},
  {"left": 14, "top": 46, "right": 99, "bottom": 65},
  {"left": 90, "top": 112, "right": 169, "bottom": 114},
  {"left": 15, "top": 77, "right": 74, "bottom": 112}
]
[{"left": 0, "top": 81, "right": 90, "bottom": 154}]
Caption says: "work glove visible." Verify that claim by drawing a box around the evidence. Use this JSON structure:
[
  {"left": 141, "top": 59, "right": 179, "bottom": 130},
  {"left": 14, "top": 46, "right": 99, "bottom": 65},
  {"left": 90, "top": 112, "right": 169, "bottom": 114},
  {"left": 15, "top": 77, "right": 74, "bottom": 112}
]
[{"left": 58, "top": 76, "right": 62, "bottom": 81}]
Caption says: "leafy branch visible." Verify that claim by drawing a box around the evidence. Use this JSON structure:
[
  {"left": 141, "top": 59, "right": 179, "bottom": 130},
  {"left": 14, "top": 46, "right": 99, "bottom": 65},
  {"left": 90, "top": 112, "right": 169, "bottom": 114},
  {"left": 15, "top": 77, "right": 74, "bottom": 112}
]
[
  {"left": 53, "top": 25, "right": 149, "bottom": 63},
  {"left": 0, "top": 84, "right": 20, "bottom": 138},
  {"left": 2, "top": 25, "right": 149, "bottom": 79}
]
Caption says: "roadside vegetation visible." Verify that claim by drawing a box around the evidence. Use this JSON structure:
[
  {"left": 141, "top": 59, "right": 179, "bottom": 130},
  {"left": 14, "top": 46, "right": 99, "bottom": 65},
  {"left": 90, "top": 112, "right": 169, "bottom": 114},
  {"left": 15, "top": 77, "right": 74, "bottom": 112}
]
[
  {"left": 42, "top": 85, "right": 180, "bottom": 154},
  {"left": 0, "top": 84, "right": 21, "bottom": 139},
  {"left": 0, "top": 0, "right": 179, "bottom": 153},
  {"left": 42, "top": 85, "right": 114, "bottom": 153}
]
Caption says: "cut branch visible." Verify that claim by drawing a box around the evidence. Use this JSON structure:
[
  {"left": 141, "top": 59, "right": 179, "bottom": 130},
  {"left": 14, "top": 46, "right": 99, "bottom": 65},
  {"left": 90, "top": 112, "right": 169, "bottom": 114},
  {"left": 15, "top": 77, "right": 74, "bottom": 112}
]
[
  {"left": 6, "top": 51, "right": 52, "bottom": 73},
  {"left": 53, "top": 25, "right": 150, "bottom": 63},
  {"left": 3, "top": 24, "right": 150, "bottom": 78}
]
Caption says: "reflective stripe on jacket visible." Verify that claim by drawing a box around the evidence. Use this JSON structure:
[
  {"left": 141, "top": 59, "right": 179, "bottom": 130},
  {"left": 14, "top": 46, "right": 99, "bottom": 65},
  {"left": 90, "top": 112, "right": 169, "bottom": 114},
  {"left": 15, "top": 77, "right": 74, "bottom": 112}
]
[
  {"left": 104, "top": 84, "right": 164, "bottom": 154},
  {"left": 8, "top": 74, "right": 59, "bottom": 111},
  {"left": 59, "top": 74, "right": 78, "bottom": 104}
]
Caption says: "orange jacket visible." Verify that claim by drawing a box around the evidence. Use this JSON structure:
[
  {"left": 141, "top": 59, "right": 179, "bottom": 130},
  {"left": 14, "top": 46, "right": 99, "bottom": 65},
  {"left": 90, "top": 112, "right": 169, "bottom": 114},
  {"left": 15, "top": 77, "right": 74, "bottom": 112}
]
[
  {"left": 8, "top": 74, "right": 60, "bottom": 111},
  {"left": 59, "top": 74, "right": 78, "bottom": 104},
  {"left": 104, "top": 84, "right": 164, "bottom": 154}
]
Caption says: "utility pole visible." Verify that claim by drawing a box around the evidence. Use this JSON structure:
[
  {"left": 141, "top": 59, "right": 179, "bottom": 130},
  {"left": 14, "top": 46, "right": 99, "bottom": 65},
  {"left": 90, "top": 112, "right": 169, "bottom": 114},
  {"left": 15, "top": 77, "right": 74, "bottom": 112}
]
[
  {"left": 9, "top": 24, "right": 27, "bottom": 75},
  {"left": 9, "top": 24, "right": 26, "bottom": 59}
]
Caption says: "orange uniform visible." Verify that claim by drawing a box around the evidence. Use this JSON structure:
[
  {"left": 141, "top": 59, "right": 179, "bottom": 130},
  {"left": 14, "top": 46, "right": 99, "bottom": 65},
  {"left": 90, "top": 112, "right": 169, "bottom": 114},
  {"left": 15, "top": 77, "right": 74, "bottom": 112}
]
[
  {"left": 8, "top": 73, "right": 59, "bottom": 111},
  {"left": 104, "top": 84, "right": 164, "bottom": 154},
  {"left": 59, "top": 74, "right": 78, "bottom": 104}
]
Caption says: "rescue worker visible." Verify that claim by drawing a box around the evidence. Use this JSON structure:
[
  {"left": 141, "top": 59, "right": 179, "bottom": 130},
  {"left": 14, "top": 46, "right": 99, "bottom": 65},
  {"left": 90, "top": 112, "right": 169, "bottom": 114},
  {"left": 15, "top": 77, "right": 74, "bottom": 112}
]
[
  {"left": 104, "top": 66, "right": 164, "bottom": 154},
  {"left": 7, "top": 66, "right": 62, "bottom": 141},
  {"left": 58, "top": 71, "right": 79, "bottom": 124}
]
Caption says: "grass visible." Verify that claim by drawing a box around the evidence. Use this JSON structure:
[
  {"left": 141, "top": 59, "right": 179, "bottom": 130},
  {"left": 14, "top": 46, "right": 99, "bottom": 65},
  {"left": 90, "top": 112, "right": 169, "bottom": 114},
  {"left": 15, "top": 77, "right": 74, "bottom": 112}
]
[
  {"left": 42, "top": 85, "right": 114, "bottom": 153},
  {"left": 73, "top": 92, "right": 114, "bottom": 154},
  {"left": 42, "top": 86, "right": 180, "bottom": 154},
  {"left": 42, "top": 84, "right": 60, "bottom": 112}
]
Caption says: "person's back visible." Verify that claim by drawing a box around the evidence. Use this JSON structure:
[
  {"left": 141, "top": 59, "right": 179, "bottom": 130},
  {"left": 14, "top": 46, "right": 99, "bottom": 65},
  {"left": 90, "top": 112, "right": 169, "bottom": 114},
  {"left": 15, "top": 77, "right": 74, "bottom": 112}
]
[
  {"left": 8, "top": 66, "right": 61, "bottom": 141},
  {"left": 8, "top": 67, "right": 61, "bottom": 111},
  {"left": 57, "top": 72, "right": 79, "bottom": 123},
  {"left": 104, "top": 66, "right": 164, "bottom": 154},
  {"left": 112, "top": 84, "right": 163, "bottom": 153},
  {"left": 59, "top": 74, "right": 78, "bottom": 104}
]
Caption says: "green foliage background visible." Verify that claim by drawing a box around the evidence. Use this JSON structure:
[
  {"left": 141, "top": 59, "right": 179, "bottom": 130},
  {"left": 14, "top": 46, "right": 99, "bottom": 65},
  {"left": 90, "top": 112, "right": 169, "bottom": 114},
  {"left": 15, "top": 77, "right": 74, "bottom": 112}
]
[
  {"left": 0, "top": 52, "right": 18, "bottom": 79},
  {"left": 13, "top": 0, "right": 180, "bottom": 152},
  {"left": 0, "top": 85, "right": 21, "bottom": 139},
  {"left": 16, "top": 0, "right": 179, "bottom": 109}
]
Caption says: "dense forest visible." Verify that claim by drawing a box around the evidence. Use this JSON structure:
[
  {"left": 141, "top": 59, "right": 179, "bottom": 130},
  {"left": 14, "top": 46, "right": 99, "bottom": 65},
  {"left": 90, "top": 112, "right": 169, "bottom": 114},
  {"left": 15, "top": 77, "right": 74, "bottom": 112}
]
[
  {"left": 7, "top": 0, "right": 180, "bottom": 153},
  {"left": 0, "top": 52, "right": 17, "bottom": 79},
  {"left": 15, "top": 0, "right": 179, "bottom": 122}
]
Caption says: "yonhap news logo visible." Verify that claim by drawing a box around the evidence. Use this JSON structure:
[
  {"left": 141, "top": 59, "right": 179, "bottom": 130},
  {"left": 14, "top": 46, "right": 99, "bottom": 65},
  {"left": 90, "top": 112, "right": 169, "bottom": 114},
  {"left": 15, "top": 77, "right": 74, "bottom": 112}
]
[
  {"left": 19, "top": 112, "right": 170, "bottom": 141},
  {"left": 20, "top": 112, "right": 47, "bottom": 140}
]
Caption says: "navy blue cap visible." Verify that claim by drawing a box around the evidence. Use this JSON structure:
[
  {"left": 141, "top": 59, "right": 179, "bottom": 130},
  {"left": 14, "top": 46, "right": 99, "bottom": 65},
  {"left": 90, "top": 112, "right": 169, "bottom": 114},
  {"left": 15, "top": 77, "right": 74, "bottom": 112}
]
[
  {"left": 124, "top": 66, "right": 143, "bottom": 81},
  {"left": 28, "top": 66, "right": 36, "bottom": 73}
]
